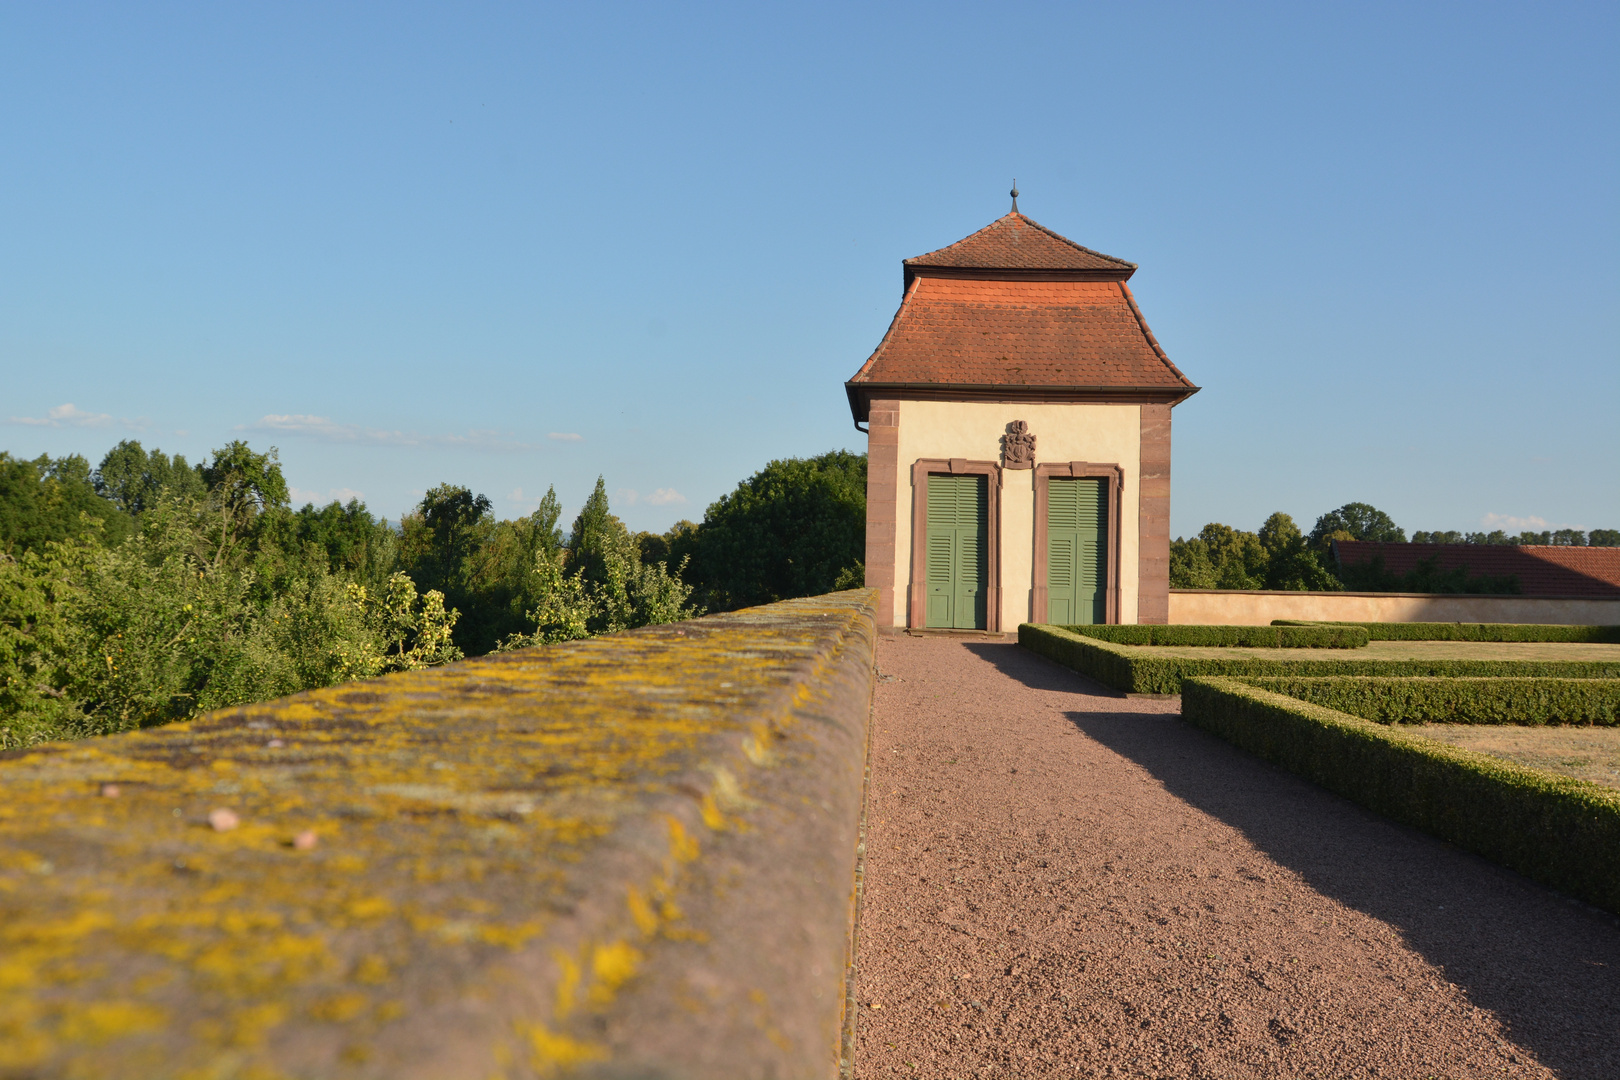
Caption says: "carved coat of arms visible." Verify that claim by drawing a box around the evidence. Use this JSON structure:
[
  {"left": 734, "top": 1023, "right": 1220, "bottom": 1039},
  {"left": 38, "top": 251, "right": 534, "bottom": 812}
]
[{"left": 1002, "top": 420, "right": 1036, "bottom": 470}]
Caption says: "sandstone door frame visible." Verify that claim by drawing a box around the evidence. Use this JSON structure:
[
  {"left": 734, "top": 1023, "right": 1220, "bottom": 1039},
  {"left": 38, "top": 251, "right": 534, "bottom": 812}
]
[
  {"left": 908, "top": 458, "right": 1003, "bottom": 631},
  {"left": 1032, "top": 462, "right": 1124, "bottom": 625}
]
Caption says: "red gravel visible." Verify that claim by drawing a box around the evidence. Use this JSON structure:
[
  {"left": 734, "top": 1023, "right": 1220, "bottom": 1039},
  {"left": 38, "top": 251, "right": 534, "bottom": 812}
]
[{"left": 852, "top": 635, "right": 1620, "bottom": 1079}]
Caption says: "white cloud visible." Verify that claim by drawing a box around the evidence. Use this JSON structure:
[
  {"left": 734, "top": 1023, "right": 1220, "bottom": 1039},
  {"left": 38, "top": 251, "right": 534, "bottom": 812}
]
[
  {"left": 247, "top": 414, "right": 537, "bottom": 453},
  {"left": 507, "top": 486, "right": 545, "bottom": 514},
  {"left": 615, "top": 488, "right": 640, "bottom": 506},
  {"left": 1480, "top": 513, "right": 1550, "bottom": 532},
  {"left": 9, "top": 403, "right": 114, "bottom": 428},
  {"left": 547, "top": 432, "right": 584, "bottom": 442},
  {"left": 645, "top": 488, "right": 687, "bottom": 506}
]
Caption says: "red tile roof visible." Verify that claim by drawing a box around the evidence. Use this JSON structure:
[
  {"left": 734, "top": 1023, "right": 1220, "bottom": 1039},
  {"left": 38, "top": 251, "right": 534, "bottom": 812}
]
[
  {"left": 905, "top": 212, "right": 1137, "bottom": 275},
  {"left": 1335, "top": 542, "right": 1620, "bottom": 599},
  {"left": 847, "top": 276, "right": 1196, "bottom": 393}
]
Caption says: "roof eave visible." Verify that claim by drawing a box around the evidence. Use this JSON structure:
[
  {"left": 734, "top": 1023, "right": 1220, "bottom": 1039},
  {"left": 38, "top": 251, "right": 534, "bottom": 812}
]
[
  {"left": 902, "top": 263, "right": 1137, "bottom": 291},
  {"left": 846, "top": 381, "right": 1200, "bottom": 427}
]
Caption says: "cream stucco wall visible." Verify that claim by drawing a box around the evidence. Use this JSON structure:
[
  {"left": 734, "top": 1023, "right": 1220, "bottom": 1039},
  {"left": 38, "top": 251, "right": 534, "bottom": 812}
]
[
  {"left": 1169, "top": 590, "right": 1620, "bottom": 626},
  {"left": 893, "top": 400, "right": 1142, "bottom": 628}
]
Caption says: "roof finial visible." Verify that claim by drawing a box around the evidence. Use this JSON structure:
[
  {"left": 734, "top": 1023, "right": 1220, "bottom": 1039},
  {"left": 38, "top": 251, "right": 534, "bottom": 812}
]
[{"left": 1010, "top": 179, "right": 1020, "bottom": 214}]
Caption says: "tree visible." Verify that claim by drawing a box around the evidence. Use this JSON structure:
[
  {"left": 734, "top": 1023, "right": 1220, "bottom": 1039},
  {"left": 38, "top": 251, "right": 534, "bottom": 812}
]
[
  {"left": 94, "top": 440, "right": 205, "bottom": 515},
  {"left": 0, "top": 480, "right": 459, "bottom": 749},
  {"left": 1170, "top": 515, "right": 1337, "bottom": 592},
  {"left": 1257, "top": 513, "right": 1340, "bottom": 591},
  {"left": 291, "top": 498, "right": 400, "bottom": 587},
  {"left": 498, "top": 480, "right": 697, "bottom": 649},
  {"left": 1308, "top": 503, "right": 1405, "bottom": 549},
  {"left": 676, "top": 451, "right": 866, "bottom": 611},
  {"left": 0, "top": 452, "right": 130, "bottom": 554},
  {"left": 198, "top": 441, "right": 291, "bottom": 569},
  {"left": 1592, "top": 530, "right": 1620, "bottom": 547}
]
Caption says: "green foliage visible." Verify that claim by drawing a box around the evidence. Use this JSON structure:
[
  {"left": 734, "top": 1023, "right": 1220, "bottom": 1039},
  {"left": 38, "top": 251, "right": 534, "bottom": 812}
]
[
  {"left": 1062, "top": 624, "right": 1367, "bottom": 648},
  {"left": 289, "top": 498, "right": 400, "bottom": 587},
  {"left": 1332, "top": 553, "right": 1520, "bottom": 594},
  {"left": 0, "top": 493, "right": 460, "bottom": 750},
  {"left": 1180, "top": 676, "right": 1620, "bottom": 914},
  {"left": 0, "top": 452, "right": 130, "bottom": 554},
  {"left": 1257, "top": 512, "right": 1341, "bottom": 590},
  {"left": 399, "top": 483, "right": 565, "bottom": 655},
  {"left": 93, "top": 439, "right": 205, "bottom": 515},
  {"left": 1269, "top": 621, "right": 1620, "bottom": 643},
  {"left": 1169, "top": 517, "right": 1338, "bottom": 591},
  {"left": 498, "top": 479, "right": 699, "bottom": 650},
  {"left": 1308, "top": 502, "right": 1406, "bottom": 548},
  {"left": 1409, "top": 528, "right": 1617, "bottom": 546},
  {"left": 1017, "top": 624, "right": 1620, "bottom": 695},
  {"left": 675, "top": 451, "right": 865, "bottom": 612},
  {"left": 1240, "top": 676, "right": 1620, "bottom": 726}
]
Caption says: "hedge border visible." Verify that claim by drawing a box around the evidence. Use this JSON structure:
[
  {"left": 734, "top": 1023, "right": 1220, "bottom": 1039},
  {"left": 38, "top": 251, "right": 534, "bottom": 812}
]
[
  {"left": 1181, "top": 676, "right": 1620, "bottom": 914},
  {"left": 1271, "top": 621, "right": 1620, "bottom": 643},
  {"left": 1061, "top": 624, "right": 1368, "bottom": 649},
  {"left": 1240, "top": 676, "right": 1620, "bottom": 727},
  {"left": 1018, "top": 624, "right": 1620, "bottom": 695}
]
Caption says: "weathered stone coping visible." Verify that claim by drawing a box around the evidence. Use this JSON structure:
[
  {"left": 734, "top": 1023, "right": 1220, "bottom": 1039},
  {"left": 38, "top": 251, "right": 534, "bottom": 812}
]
[{"left": 0, "top": 589, "right": 878, "bottom": 1079}]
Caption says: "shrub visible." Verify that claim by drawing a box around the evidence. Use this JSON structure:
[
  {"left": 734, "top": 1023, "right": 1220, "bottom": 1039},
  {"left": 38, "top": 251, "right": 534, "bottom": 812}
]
[
  {"left": 1018, "top": 624, "right": 1620, "bottom": 695},
  {"left": 1179, "top": 677, "right": 1620, "bottom": 914},
  {"left": 1271, "top": 621, "right": 1620, "bottom": 643},
  {"left": 1240, "top": 676, "right": 1620, "bottom": 726},
  {"left": 1062, "top": 624, "right": 1367, "bottom": 649}
]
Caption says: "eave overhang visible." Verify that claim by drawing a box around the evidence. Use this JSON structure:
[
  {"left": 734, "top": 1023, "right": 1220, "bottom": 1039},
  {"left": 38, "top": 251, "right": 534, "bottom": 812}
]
[
  {"left": 845, "top": 381, "right": 1201, "bottom": 428},
  {"left": 901, "top": 264, "right": 1137, "bottom": 291}
]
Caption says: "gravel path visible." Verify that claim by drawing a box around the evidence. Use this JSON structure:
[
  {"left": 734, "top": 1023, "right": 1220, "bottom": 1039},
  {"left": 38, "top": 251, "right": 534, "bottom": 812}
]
[{"left": 852, "top": 635, "right": 1620, "bottom": 1079}]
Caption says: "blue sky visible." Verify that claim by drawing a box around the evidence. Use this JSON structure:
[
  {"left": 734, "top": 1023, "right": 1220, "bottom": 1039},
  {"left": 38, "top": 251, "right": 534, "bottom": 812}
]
[{"left": 3, "top": 2, "right": 1615, "bottom": 538}]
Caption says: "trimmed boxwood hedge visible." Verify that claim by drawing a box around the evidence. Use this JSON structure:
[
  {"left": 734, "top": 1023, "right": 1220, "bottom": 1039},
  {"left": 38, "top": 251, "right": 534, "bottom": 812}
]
[
  {"left": 1063, "top": 624, "right": 1368, "bottom": 648},
  {"left": 1180, "top": 676, "right": 1620, "bottom": 914},
  {"left": 1018, "top": 624, "right": 1620, "bottom": 695},
  {"left": 1271, "top": 621, "right": 1620, "bottom": 643},
  {"left": 1243, "top": 676, "right": 1620, "bottom": 726}
]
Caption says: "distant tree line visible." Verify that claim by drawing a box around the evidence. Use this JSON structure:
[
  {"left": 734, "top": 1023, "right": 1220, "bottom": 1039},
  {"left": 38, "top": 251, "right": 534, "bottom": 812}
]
[
  {"left": 1170, "top": 501, "right": 1617, "bottom": 595},
  {"left": 1, "top": 442, "right": 865, "bottom": 748}
]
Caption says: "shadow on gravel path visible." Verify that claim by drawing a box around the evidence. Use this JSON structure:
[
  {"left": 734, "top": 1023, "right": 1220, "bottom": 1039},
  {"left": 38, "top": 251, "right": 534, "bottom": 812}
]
[{"left": 978, "top": 641, "right": 1620, "bottom": 1079}]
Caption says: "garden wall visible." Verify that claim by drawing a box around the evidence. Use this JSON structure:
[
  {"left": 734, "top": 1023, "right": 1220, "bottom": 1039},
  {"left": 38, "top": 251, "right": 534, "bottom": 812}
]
[
  {"left": 0, "top": 590, "right": 879, "bottom": 1080},
  {"left": 1170, "top": 589, "right": 1620, "bottom": 626}
]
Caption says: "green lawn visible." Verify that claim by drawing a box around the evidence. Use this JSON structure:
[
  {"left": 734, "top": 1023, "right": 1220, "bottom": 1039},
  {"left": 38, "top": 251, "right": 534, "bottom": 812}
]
[
  {"left": 1411, "top": 724, "right": 1620, "bottom": 792},
  {"left": 1125, "top": 640, "right": 1620, "bottom": 663}
]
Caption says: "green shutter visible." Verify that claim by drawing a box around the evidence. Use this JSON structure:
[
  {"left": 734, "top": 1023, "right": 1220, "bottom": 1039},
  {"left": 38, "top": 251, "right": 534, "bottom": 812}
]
[
  {"left": 925, "top": 474, "right": 988, "bottom": 629},
  {"left": 1047, "top": 478, "right": 1107, "bottom": 624}
]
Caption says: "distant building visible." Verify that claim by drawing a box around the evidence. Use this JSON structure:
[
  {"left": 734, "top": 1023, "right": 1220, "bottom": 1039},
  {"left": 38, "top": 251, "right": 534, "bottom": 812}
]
[
  {"left": 1333, "top": 541, "right": 1620, "bottom": 598},
  {"left": 846, "top": 209, "right": 1198, "bottom": 630}
]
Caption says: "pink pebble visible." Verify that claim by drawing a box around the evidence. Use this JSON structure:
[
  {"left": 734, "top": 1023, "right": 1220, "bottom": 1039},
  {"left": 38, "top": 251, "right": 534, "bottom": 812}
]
[
  {"left": 293, "top": 830, "right": 318, "bottom": 851},
  {"left": 100, "top": 783, "right": 120, "bottom": 798},
  {"left": 208, "top": 808, "right": 240, "bottom": 832},
  {"left": 267, "top": 739, "right": 285, "bottom": 749}
]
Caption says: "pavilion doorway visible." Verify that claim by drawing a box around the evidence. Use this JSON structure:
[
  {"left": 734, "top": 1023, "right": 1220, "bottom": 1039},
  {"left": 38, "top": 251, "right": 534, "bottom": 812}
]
[{"left": 925, "top": 473, "right": 988, "bottom": 629}]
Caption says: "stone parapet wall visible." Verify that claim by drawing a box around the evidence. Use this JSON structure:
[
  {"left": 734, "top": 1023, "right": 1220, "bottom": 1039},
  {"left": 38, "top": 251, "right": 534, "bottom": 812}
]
[
  {"left": 0, "top": 590, "right": 878, "bottom": 1079},
  {"left": 1170, "top": 589, "right": 1620, "bottom": 626}
]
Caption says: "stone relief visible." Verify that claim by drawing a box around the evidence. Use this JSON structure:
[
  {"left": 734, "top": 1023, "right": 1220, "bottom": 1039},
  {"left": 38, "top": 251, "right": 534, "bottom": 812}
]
[{"left": 1002, "top": 420, "right": 1036, "bottom": 470}]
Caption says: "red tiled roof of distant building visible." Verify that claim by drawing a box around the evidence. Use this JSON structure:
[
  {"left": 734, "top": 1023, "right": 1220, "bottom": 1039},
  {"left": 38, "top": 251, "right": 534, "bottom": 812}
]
[
  {"left": 1334, "top": 542, "right": 1620, "bottom": 599},
  {"left": 905, "top": 212, "right": 1137, "bottom": 275},
  {"left": 847, "top": 276, "right": 1195, "bottom": 392}
]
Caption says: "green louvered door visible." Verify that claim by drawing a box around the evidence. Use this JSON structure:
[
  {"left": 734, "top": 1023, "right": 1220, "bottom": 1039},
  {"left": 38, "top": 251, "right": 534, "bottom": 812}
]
[
  {"left": 1047, "top": 478, "right": 1107, "bottom": 625},
  {"left": 925, "top": 474, "right": 988, "bottom": 629}
]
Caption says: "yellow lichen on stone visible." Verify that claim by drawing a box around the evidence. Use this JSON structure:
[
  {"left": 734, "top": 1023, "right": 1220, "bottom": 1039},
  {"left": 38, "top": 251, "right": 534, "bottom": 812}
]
[
  {"left": 0, "top": 591, "right": 878, "bottom": 1076},
  {"left": 523, "top": 1022, "right": 607, "bottom": 1074}
]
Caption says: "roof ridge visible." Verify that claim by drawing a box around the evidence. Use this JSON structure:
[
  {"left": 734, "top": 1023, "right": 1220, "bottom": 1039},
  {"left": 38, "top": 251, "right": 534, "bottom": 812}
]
[
  {"left": 904, "top": 212, "right": 1137, "bottom": 272},
  {"left": 1012, "top": 213, "right": 1138, "bottom": 270}
]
